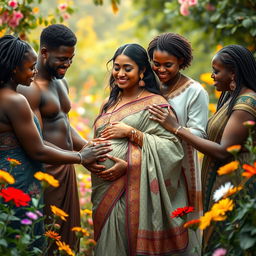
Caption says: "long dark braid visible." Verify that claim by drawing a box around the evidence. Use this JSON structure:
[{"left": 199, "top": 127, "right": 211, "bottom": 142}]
[
  {"left": 216, "top": 45, "right": 256, "bottom": 115},
  {"left": 0, "top": 35, "right": 31, "bottom": 87},
  {"left": 102, "top": 43, "right": 161, "bottom": 114},
  {"left": 147, "top": 32, "right": 193, "bottom": 70}
]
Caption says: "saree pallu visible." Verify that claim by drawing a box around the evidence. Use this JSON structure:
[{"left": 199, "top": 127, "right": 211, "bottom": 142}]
[
  {"left": 201, "top": 93, "right": 256, "bottom": 249},
  {"left": 92, "top": 94, "right": 188, "bottom": 256}
]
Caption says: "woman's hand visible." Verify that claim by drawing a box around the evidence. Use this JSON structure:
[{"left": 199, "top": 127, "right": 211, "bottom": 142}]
[
  {"left": 100, "top": 122, "right": 133, "bottom": 140},
  {"left": 96, "top": 155, "right": 128, "bottom": 181},
  {"left": 148, "top": 104, "right": 179, "bottom": 133}
]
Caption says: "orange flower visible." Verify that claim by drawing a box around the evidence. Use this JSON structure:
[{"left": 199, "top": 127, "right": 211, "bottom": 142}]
[
  {"left": 211, "top": 198, "right": 234, "bottom": 216},
  {"left": 85, "top": 238, "right": 97, "bottom": 246},
  {"left": 81, "top": 209, "right": 92, "bottom": 216},
  {"left": 45, "top": 230, "right": 61, "bottom": 240},
  {"left": 226, "top": 145, "right": 241, "bottom": 154},
  {"left": 56, "top": 240, "right": 74, "bottom": 256},
  {"left": 242, "top": 162, "right": 256, "bottom": 178},
  {"left": 217, "top": 161, "right": 239, "bottom": 175},
  {"left": 200, "top": 73, "right": 214, "bottom": 85},
  {"left": 51, "top": 205, "right": 69, "bottom": 221},
  {"left": 34, "top": 171, "right": 59, "bottom": 187},
  {"left": 7, "top": 158, "right": 21, "bottom": 167},
  {"left": 183, "top": 219, "right": 200, "bottom": 229},
  {"left": 0, "top": 170, "right": 15, "bottom": 184},
  {"left": 72, "top": 226, "right": 89, "bottom": 236},
  {"left": 199, "top": 211, "right": 213, "bottom": 230},
  {"left": 224, "top": 186, "right": 243, "bottom": 198}
]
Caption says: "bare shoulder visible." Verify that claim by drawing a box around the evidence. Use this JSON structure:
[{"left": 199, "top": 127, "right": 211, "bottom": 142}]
[{"left": 17, "top": 82, "right": 43, "bottom": 110}]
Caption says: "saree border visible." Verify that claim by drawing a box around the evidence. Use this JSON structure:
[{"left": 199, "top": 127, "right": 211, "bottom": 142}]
[{"left": 94, "top": 95, "right": 169, "bottom": 130}]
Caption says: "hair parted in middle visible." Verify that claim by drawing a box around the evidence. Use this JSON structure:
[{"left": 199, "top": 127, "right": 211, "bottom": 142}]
[
  {"left": 40, "top": 24, "right": 77, "bottom": 49},
  {"left": 147, "top": 32, "right": 193, "bottom": 70},
  {"left": 102, "top": 43, "right": 161, "bottom": 113}
]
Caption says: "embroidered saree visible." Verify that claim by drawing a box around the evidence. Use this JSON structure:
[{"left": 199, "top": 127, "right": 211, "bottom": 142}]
[{"left": 92, "top": 94, "right": 188, "bottom": 256}]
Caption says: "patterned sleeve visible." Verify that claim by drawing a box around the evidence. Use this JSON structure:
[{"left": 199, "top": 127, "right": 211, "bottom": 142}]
[{"left": 233, "top": 94, "right": 256, "bottom": 118}]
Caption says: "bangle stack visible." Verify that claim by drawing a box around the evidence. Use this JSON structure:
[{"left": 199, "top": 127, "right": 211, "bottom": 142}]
[
  {"left": 174, "top": 125, "right": 183, "bottom": 135},
  {"left": 129, "top": 128, "right": 143, "bottom": 147},
  {"left": 77, "top": 152, "right": 83, "bottom": 164}
]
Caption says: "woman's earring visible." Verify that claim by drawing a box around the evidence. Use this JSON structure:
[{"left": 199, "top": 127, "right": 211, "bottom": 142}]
[
  {"left": 230, "top": 80, "right": 236, "bottom": 91},
  {"left": 139, "top": 73, "right": 145, "bottom": 87}
]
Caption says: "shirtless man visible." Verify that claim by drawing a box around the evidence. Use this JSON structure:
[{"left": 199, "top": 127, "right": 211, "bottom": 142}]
[{"left": 17, "top": 24, "right": 102, "bottom": 252}]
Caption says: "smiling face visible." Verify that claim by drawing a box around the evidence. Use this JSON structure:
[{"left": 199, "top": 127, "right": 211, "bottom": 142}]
[
  {"left": 112, "top": 54, "right": 141, "bottom": 93},
  {"left": 43, "top": 45, "right": 75, "bottom": 79},
  {"left": 14, "top": 48, "right": 37, "bottom": 86},
  {"left": 211, "top": 55, "right": 234, "bottom": 92},
  {"left": 152, "top": 50, "right": 182, "bottom": 84}
]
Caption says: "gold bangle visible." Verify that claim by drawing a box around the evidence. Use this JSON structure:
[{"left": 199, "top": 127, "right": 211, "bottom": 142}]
[{"left": 174, "top": 126, "right": 183, "bottom": 135}]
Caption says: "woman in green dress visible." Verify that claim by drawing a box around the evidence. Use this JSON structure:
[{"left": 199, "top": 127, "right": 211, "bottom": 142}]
[{"left": 92, "top": 43, "right": 189, "bottom": 256}]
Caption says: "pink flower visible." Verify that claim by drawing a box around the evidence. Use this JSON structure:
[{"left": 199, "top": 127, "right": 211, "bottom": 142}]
[
  {"left": 8, "top": 0, "right": 18, "bottom": 9},
  {"left": 26, "top": 211, "right": 38, "bottom": 220},
  {"left": 188, "top": 0, "right": 197, "bottom": 6},
  {"left": 243, "top": 120, "right": 255, "bottom": 127},
  {"left": 8, "top": 11, "right": 23, "bottom": 28},
  {"left": 62, "top": 13, "right": 70, "bottom": 20},
  {"left": 87, "top": 218, "right": 93, "bottom": 226},
  {"left": 212, "top": 248, "right": 227, "bottom": 256},
  {"left": 21, "top": 218, "right": 32, "bottom": 225},
  {"left": 180, "top": 2, "right": 190, "bottom": 16},
  {"left": 58, "top": 3, "right": 68, "bottom": 11}
]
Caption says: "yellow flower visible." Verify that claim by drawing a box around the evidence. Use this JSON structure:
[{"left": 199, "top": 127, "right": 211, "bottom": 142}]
[
  {"left": 214, "top": 90, "right": 221, "bottom": 99},
  {"left": 81, "top": 209, "right": 92, "bottom": 216},
  {"left": 7, "top": 158, "right": 21, "bottom": 167},
  {"left": 199, "top": 211, "right": 213, "bottom": 230},
  {"left": 208, "top": 103, "right": 216, "bottom": 113},
  {"left": 33, "top": 7, "right": 39, "bottom": 13},
  {"left": 71, "top": 226, "right": 89, "bottom": 236},
  {"left": 200, "top": 73, "right": 214, "bottom": 85},
  {"left": 45, "top": 230, "right": 61, "bottom": 240},
  {"left": 217, "top": 161, "right": 239, "bottom": 175},
  {"left": 216, "top": 44, "right": 223, "bottom": 53},
  {"left": 0, "top": 170, "right": 15, "bottom": 184},
  {"left": 226, "top": 145, "right": 241, "bottom": 154},
  {"left": 0, "top": 29, "right": 6, "bottom": 37},
  {"left": 34, "top": 171, "right": 59, "bottom": 187},
  {"left": 224, "top": 186, "right": 243, "bottom": 198},
  {"left": 56, "top": 240, "right": 74, "bottom": 256},
  {"left": 211, "top": 198, "right": 234, "bottom": 216},
  {"left": 51, "top": 205, "right": 69, "bottom": 221}
]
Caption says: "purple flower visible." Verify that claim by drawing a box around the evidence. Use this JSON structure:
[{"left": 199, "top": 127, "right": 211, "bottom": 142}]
[
  {"left": 26, "top": 211, "right": 38, "bottom": 220},
  {"left": 35, "top": 210, "right": 43, "bottom": 217},
  {"left": 21, "top": 218, "right": 32, "bottom": 225},
  {"left": 212, "top": 248, "right": 227, "bottom": 256}
]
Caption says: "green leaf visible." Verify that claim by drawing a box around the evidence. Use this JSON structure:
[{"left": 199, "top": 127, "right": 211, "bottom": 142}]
[
  {"left": 0, "top": 239, "right": 8, "bottom": 247},
  {"left": 242, "top": 19, "right": 253, "bottom": 28},
  {"left": 239, "top": 233, "right": 256, "bottom": 249}
]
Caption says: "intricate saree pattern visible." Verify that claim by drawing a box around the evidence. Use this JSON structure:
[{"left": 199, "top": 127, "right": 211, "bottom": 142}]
[
  {"left": 202, "top": 92, "right": 256, "bottom": 212},
  {"left": 92, "top": 94, "right": 188, "bottom": 256}
]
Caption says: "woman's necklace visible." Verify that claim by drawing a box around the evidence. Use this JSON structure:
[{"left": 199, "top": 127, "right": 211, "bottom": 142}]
[
  {"left": 163, "top": 73, "right": 181, "bottom": 98},
  {"left": 107, "top": 88, "right": 145, "bottom": 125}
]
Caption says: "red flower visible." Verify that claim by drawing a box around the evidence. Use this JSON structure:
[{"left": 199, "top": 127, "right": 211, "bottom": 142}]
[
  {"left": 171, "top": 206, "right": 194, "bottom": 218},
  {"left": 0, "top": 187, "right": 31, "bottom": 207}
]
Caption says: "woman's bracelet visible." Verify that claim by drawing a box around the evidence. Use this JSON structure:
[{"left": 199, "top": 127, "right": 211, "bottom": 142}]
[
  {"left": 77, "top": 151, "right": 83, "bottom": 164},
  {"left": 129, "top": 128, "right": 143, "bottom": 147},
  {"left": 174, "top": 125, "right": 183, "bottom": 135}
]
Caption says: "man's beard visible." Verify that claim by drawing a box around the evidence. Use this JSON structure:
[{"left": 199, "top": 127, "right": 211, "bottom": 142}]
[{"left": 45, "top": 62, "right": 65, "bottom": 79}]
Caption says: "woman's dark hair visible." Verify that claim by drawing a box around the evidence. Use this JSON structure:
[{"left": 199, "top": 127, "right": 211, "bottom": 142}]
[
  {"left": 216, "top": 45, "right": 256, "bottom": 115},
  {"left": 147, "top": 32, "right": 193, "bottom": 70},
  {"left": 102, "top": 43, "right": 161, "bottom": 113},
  {"left": 0, "top": 35, "right": 32, "bottom": 87}
]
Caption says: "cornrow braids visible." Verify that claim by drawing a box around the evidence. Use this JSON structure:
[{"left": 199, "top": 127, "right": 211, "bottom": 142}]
[
  {"left": 216, "top": 45, "right": 256, "bottom": 115},
  {"left": 147, "top": 32, "right": 193, "bottom": 70},
  {"left": 0, "top": 35, "right": 31, "bottom": 87}
]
